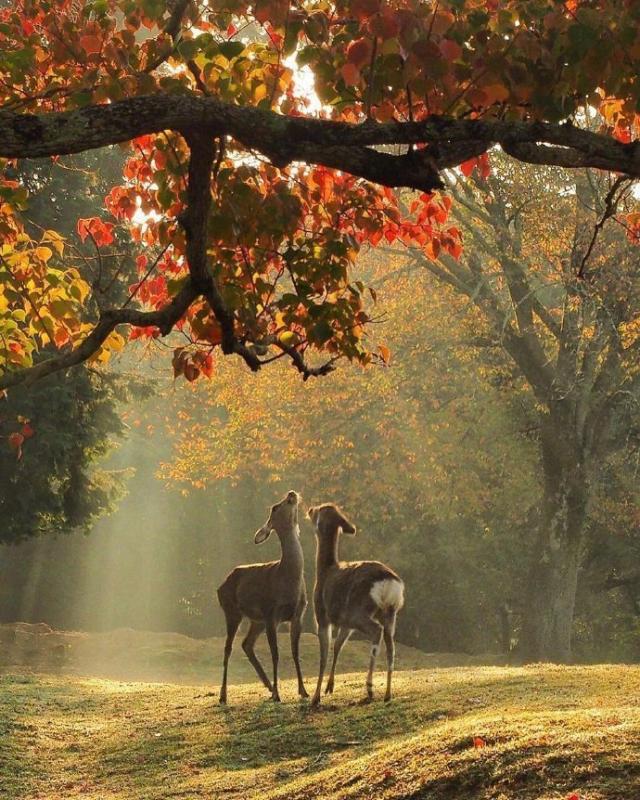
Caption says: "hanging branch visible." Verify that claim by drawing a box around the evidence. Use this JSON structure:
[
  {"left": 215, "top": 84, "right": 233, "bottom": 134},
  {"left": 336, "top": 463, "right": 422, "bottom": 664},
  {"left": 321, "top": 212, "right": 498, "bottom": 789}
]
[{"left": 577, "top": 175, "right": 632, "bottom": 279}]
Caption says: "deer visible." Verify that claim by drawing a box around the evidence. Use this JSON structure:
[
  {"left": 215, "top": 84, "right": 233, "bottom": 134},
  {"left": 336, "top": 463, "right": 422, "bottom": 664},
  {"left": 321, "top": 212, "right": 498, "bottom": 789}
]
[
  {"left": 307, "top": 503, "right": 404, "bottom": 706},
  {"left": 217, "top": 490, "right": 308, "bottom": 704}
]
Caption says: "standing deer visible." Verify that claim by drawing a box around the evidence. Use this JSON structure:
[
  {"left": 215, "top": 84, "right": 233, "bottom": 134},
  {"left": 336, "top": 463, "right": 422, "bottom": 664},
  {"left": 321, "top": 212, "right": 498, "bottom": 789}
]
[
  {"left": 307, "top": 503, "right": 404, "bottom": 706},
  {"left": 217, "top": 490, "right": 308, "bottom": 704}
]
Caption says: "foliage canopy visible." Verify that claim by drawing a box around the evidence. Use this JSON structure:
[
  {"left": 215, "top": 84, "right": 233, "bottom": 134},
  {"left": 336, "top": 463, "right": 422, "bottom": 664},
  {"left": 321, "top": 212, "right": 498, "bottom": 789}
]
[{"left": 0, "top": 0, "right": 639, "bottom": 389}]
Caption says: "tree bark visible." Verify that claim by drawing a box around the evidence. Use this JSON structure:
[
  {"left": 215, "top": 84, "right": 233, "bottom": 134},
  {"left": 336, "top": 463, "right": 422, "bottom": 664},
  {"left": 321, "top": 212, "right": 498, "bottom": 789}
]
[{"left": 520, "top": 419, "right": 591, "bottom": 662}]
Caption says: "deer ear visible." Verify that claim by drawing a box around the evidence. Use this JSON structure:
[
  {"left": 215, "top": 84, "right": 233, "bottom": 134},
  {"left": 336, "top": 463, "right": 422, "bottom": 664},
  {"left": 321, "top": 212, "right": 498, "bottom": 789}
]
[
  {"left": 338, "top": 513, "right": 356, "bottom": 535},
  {"left": 254, "top": 525, "right": 273, "bottom": 544}
]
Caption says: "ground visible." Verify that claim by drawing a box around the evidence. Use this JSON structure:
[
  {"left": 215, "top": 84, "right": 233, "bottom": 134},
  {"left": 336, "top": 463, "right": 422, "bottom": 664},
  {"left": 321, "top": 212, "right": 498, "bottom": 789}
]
[
  {"left": 2, "top": 661, "right": 639, "bottom": 800},
  {"left": 0, "top": 623, "right": 499, "bottom": 683}
]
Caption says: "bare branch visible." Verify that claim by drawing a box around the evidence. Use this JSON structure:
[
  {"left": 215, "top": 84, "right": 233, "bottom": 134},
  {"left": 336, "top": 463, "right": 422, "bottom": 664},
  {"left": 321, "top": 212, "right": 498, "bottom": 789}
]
[{"left": 577, "top": 176, "right": 631, "bottom": 278}]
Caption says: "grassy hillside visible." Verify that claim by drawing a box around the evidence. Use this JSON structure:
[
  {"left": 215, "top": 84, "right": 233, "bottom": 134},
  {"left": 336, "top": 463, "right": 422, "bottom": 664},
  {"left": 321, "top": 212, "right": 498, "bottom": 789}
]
[
  {"left": 2, "top": 665, "right": 639, "bottom": 799},
  {"left": 0, "top": 623, "right": 501, "bottom": 683}
]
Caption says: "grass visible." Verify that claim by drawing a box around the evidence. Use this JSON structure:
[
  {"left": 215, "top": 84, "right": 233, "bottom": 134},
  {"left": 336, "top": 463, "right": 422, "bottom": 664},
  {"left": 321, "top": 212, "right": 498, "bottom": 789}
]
[{"left": 1, "top": 662, "right": 640, "bottom": 800}]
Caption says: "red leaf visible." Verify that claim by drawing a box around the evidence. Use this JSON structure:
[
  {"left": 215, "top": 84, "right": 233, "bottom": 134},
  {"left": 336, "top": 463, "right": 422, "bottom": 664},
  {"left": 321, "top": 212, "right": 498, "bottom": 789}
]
[
  {"left": 21, "top": 423, "right": 35, "bottom": 440},
  {"left": 77, "top": 217, "right": 114, "bottom": 246},
  {"left": 341, "top": 62, "right": 361, "bottom": 86},
  {"left": 8, "top": 432, "right": 24, "bottom": 460},
  {"left": 79, "top": 34, "right": 103, "bottom": 56},
  {"left": 346, "top": 38, "right": 372, "bottom": 67},
  {"left": 472, "top": 737, "right": 486, "bottom": 749},
  {"left": 460, "top": 158, "right": 477, "bottom": 177},
  {"left": 440, "top": 38, "right": 462, "bottom": 61},
  {"left": 8, "top": 432, "right": 24, "bottom": 450}
]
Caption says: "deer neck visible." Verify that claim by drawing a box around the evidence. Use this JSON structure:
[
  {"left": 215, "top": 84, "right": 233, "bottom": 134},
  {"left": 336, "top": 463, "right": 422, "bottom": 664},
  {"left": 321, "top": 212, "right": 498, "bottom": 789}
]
[
  {"left": 316, "top": 530, "right": 340, "bottom": 576},
  {"left": 278, "top": 526, "right": 304, "bottom": 574}
]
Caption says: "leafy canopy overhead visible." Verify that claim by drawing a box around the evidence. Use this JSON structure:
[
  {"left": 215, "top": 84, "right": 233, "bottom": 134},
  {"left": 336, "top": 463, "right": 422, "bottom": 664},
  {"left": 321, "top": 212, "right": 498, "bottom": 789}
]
[{"left": 0, "top": 0, "right": 639, "bottom": 389}]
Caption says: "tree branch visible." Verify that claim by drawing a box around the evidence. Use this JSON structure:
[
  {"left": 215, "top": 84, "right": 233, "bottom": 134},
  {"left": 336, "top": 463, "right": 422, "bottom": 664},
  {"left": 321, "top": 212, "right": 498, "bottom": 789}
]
[
  {"left": 1, "top": 96, "right": 639, "bottom": 188},
  {"left": 0, "top": 282, "right": 198, "bottom": 390}
]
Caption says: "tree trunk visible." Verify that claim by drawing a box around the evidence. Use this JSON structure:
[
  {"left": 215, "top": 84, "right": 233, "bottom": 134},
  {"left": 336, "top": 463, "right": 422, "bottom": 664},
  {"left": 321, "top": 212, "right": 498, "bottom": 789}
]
[{"left": 520, "top": 421, "right": 591, "bottom": 663}]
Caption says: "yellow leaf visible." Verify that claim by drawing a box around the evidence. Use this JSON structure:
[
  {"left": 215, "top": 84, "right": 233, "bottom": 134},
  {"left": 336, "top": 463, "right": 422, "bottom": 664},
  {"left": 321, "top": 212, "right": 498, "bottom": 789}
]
[
  {"left": 35, "top": 246, "right": 53, "bottom": 263},
  {"left": 278, "top": 331, "right": 298, "bottom": 347},
  {"left": 43, "top": 230, "right": 65, "bottom": 256},
  {"left": 103, "top": 330, "right": 126, "bottom": 352}
]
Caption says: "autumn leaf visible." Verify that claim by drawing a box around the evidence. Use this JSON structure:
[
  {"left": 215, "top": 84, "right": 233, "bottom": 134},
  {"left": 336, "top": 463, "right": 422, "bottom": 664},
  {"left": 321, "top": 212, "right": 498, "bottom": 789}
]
[
  {"left": 8, "top": 431, "right": 24, "bottom": 460},
  {"left": 341, "top": 62, "right": 361, "bottom": 86},
  {"left": 346, "top": 38, "right": 372, "bottom": 68},
  {"left": 79, "top": 35, "right": 103, "bottom": 56}
]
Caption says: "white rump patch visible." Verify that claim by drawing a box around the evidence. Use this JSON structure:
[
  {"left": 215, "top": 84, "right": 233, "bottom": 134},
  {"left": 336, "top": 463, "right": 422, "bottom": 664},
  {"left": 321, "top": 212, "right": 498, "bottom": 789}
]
[{"left": 370, "top": 578, "right": 405, "bottom": 611}]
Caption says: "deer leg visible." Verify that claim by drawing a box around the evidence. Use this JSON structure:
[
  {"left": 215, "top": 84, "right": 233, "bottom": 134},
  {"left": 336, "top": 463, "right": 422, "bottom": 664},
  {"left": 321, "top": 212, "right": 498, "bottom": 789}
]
[
  {"left": 325, "top": 627, "right": 352, "bottom": 695},
  {"left": 311, "top": 624, "right": 331, "bottom": 707},
  {"left": 241, "top": 621, "right": 273, "bottom": 694},
  {"left": 382, "top": 611, "right": 397, "bottom": 703},
  {"left": 219, "top": 609, "right": 242, "bottom": 705},
  {"left": 290, "top": 612, "right": 308, "bottom": 699},
  {"left": 355, "top": 617, "right": 383, "bottom": 702},
  {"left": 265, "top": 619, "right": 281, "bottom": 702}
]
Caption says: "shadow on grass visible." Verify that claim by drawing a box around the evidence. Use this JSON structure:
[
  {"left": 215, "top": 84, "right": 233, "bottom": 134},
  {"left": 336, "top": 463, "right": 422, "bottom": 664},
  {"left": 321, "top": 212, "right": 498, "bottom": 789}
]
[
  {"left": 208, "top": 696, "right": 416, "bottom": 770},
  {"left": 400, "top": 743, "right": 640, "bottom": 800}
]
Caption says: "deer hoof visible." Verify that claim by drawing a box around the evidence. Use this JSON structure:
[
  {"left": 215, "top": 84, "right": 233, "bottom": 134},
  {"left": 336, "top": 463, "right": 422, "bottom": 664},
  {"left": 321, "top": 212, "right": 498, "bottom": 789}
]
[
  {"left": 219, "top": 696, "right": 227, "bottom": 705},
  {"left": 324, "top": 682, "right": 334, "bottom": 695}
]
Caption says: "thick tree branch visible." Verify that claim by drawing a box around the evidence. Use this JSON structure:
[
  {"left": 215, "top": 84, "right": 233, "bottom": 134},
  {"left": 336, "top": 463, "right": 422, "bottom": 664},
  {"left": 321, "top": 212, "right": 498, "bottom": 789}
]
[{"left": 1, "top": 96, "right": 640, "bottom": 189}]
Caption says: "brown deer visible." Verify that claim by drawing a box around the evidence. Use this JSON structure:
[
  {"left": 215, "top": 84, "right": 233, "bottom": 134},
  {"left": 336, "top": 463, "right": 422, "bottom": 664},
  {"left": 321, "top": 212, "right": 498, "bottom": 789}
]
[
  {"left": 217, "top": 490, "right": 308, "bottom": 704},
  {"left": 307, "top": 503, "right": 404, "bottom": 706}
]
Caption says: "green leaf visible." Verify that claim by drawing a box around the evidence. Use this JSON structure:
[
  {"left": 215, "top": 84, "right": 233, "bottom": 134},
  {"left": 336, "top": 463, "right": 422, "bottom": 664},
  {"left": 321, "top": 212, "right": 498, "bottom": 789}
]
[{"left": 218, "top": 41, "right": 245, "bottom": 60}]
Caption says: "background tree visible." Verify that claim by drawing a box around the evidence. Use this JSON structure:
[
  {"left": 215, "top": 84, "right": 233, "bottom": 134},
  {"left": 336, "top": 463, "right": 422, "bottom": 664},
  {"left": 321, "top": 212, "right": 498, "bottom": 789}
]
[
  {"left": 400, "top": 160, "right": 640, "bottom": 661},
  {"left": 0, "top": 146, "right": 150, "bottom": 539},
  {"left": 0, "top": 368, "right": 131, "bottom": 543}
]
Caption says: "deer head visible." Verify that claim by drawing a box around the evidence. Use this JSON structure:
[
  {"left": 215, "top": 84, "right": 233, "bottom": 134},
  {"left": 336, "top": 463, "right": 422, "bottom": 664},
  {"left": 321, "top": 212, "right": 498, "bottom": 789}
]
[
  {"left": 307, "top": 503, "right": 356, "bottom": 536},
  {"left": 255, "top": 490, "right": 300, "bottom": 543}
]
